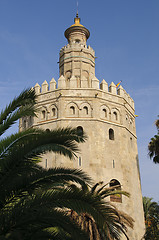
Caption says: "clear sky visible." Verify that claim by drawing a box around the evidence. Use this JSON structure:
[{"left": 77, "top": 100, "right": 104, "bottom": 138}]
[{"left": 0, "top": 0, "right": 159, "bottom": 201}]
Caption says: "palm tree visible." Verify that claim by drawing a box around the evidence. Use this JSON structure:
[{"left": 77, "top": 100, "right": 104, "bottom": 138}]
[
  {"left": 68, "top": 182, "right": 134, "bottom": 240},
  {"left": 148, "top": 117, "right": 159, "bottom": 163},
  {"left": 143, "top": 197, "right": 159, "bottom": 239},
  {"left": 0, "top": 88, "right": 133, "bottom": 239}
]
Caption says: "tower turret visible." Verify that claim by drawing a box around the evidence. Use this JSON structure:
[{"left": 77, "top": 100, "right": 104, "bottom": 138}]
[
  {"left": 59, "top": 14, "right": 95, "bottom": 88},
  {"left": 64, "top": 13, "right": 90, "bottom": 45}
]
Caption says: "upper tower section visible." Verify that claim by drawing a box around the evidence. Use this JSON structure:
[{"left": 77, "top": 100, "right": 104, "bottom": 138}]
[
  {"left": 59, "top": 13, "right": 96, "bottom": 88},
  {"left": 64, "top": 12, "right": 90, "bottom": 45}
]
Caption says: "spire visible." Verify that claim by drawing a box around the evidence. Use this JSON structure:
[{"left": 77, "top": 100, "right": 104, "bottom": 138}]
[
  {"left": 64, "top": 13, "right": 90, "bottom": 43},
  {"left": 76, "top": 0, "right": 79, "bottom": 18}
]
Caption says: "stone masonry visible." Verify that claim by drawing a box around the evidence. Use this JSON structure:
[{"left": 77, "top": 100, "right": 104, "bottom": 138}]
[{"left": 19, "top": 13, "right": 145, "bottom": 239}]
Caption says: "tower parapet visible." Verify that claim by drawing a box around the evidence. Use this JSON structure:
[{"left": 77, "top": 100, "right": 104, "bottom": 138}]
[{"left": 34, "top": 78, "right": 135, "bottom": 110}]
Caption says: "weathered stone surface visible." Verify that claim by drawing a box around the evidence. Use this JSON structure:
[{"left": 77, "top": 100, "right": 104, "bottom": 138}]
[{"left": 20, "top": 14, "right": 145, "bottom": 240}]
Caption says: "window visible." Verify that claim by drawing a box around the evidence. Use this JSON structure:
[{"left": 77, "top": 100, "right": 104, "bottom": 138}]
[
  {"left": 45, "top": 159, "right": 48, "bottom": 168},
  {"left": 83, "top": 106, "right": 88, "bottom": 115},
  {"left": 126, "top": 115, "right": 128, "bottom": 121},
  {"left": 70, "top": 106, "right": 75, "bottom": 115},
  {"left": 52, "top": 108, "right": 56, "bottom": 117},
  {"left": 109, "top": 128, "right": 114, "bottom": 140},
  {"left": 23, "top": 119, "right": 26, "bottom": 130},
  {"left": 42, "top": 110, "right": 46, "bottom": 119},
  {"left": 78, "top": 157, "right": 82, "bottom": 167},
  {"left": 113, "top": 111, "right": 118, "bottom": 121},
  {"left": 103, "top": 109, "right": 107, "bottom": 118},
  {"left": 75, "top": 39, "right": 80, "bottom": 43},
  {"left": 110, "top": 179, "right": 122, "bottom": 203},
  {"left": 46, "top": 129, "right": 50, "bottom": 132},
  {"left": 29, "top": 116, "right": 32, "bottom": 126},
  {"left": 77, "top": 126, "right": 83, "bottom": 135},
  {"left": 130, "top": 137, "right": 133, "bottom": 147},
  {"left": 113, "top": 160, "right": 115, "bottom": 168}
]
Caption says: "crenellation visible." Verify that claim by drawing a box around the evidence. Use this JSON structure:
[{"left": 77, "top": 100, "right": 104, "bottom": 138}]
[
  {"left": 100, "top": 79, "right": 108, "bottom": 92},
  {"left": 34, "top": 83, "right": 41, "bottom": 94},
  {"left": 92, "top": 76, "right": 99, "bottom": 89},
  {"left": 41, "top": 80, "right": 49, "bottom": 93},
  {"left": 50, "top": 78, "right": 56, "bottom": 91},
  {"left": 127, "top": 94, "right": 132, "bottom": 106},
  {"left": 58, "top": 75, "right": 66, "bottom": 89},
  {"left": 69, "top": 75, "right": 77, "bottom": 88},
  {"left": 117, "top": 85, "right": 124, "bottom": 97},
  {"left": 109, "top": 82, "right": 117, "bottom": 95},
  {"left": 60, "top": 43, "right": 95, "bottom": 55}
]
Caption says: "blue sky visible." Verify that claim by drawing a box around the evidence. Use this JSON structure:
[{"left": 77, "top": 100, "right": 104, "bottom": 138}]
[{"left": 0, "top": 0, "right": 159, "bottom": 201}]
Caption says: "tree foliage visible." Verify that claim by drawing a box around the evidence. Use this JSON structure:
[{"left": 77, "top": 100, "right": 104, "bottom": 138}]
[
  {"left": 148, "top": 117, "right": 159, "bottom": 163},
  {"left": 143, "top": 197, "right": 159, "bottom": 239},
  {"left": 0, "top": 89, "right": 133, "bottom": 239},
  {"left": 68, "top": 182, "right": 134, "bottom": 240}
]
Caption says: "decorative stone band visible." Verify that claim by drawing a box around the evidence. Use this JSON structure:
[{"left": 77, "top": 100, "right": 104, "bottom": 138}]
[{"left": 62, "top": 55, "right": 95, "bottom": 64}]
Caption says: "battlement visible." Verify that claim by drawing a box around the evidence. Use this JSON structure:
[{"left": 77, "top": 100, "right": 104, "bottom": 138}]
[
  {"left": 60, "top": 43, "right": 95, "bottom": 56},
  {"left": 34, "top": 76, "right": 134, "bottom": 109}
]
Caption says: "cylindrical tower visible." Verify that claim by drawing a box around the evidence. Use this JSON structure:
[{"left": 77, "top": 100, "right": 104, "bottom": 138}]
[
  {"left": 21, "top": 13, "right": 145, "bottom": 240},
  {"left": 59, "top": 13, "right": 95, "bottom": 88}
]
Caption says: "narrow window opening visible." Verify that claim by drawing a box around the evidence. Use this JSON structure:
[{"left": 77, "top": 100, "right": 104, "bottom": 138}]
[
  {"left": 83, "top": 106, "right": 88, "bottom": 115},
  {"left": 29, "top": 116, "right": 32, "bottom": 126},
  {"left": 52, "top": 108, "right": 56, "bottom": 117},
  {"left": 130, "top": 137, "right": 133, "bottom": 147},
  {"left": 109, "top": 128, "right": 114, "bottom": 140},
  {"left": 103, "top": 109, "right": 107, "bottom": 118},
  {"left": 42, "top": 110, "right": 45, "bottom": 119},
  {"left": 70, "top": 106, "right": 75, "bottom": 115},
  {"left": 113, "top": 160, "right": 115, "bottom": 168},
  {"left": 78, "top": 157, "right": 82, "bottom": 167},
  {"left": 110, "top": 179, "right": 122, "bottom": 203},
  {"left": 45, "top": 159, "right": 48, "bottom": 168},
  {"left": 23, "top": 119, "right": 26, "bottom": 129},
  {"left": 113, "top": 111, "right": 118, "bottom": 121}
]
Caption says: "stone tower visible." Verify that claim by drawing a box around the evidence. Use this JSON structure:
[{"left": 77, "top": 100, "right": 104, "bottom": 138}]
[{"left": 20, "top": 13, "right": 145, "bottom": 239}]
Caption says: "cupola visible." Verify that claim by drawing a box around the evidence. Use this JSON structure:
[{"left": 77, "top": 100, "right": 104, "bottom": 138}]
[{"left": 64, "top": 13, "right": 90, "bottom": 45}]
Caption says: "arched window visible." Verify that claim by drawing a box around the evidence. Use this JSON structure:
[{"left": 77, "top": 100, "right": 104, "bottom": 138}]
[
  {"left": 42, "top": 110, "right": 46, "bottom": 119},
  {"left": 113, "top": 111, "right": 118, "bottom": 121},
  {"left": 103, "top": 109, "right": 107, "bottom": 118},
  {"left": 23, "top": 119, "right": 26, "bottom": 130},
  {"left": 52, "top": 108, "right": 56, "bottom": 117},
  {"left": 70, "top": 106, "right": 75, "bottom": 115},
  {"left": 77, "top": 126, "right": 83, "bottom": 135},
  {"left": 109, "top": 128, "right": 114, "bottom": 140},
  {"left": 46, "top": 129, "right": 50, "bottom": 132},
  {"left": 109, "top": 179, "right": 122, "bottom": 203},
  {"left": 83, "top": 106, "right": 88, "bottom": 115}
]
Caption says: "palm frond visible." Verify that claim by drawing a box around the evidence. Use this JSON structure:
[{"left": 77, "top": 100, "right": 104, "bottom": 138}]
[{"left": 0, "top": 88, "right": 36, "bottom": 136}]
